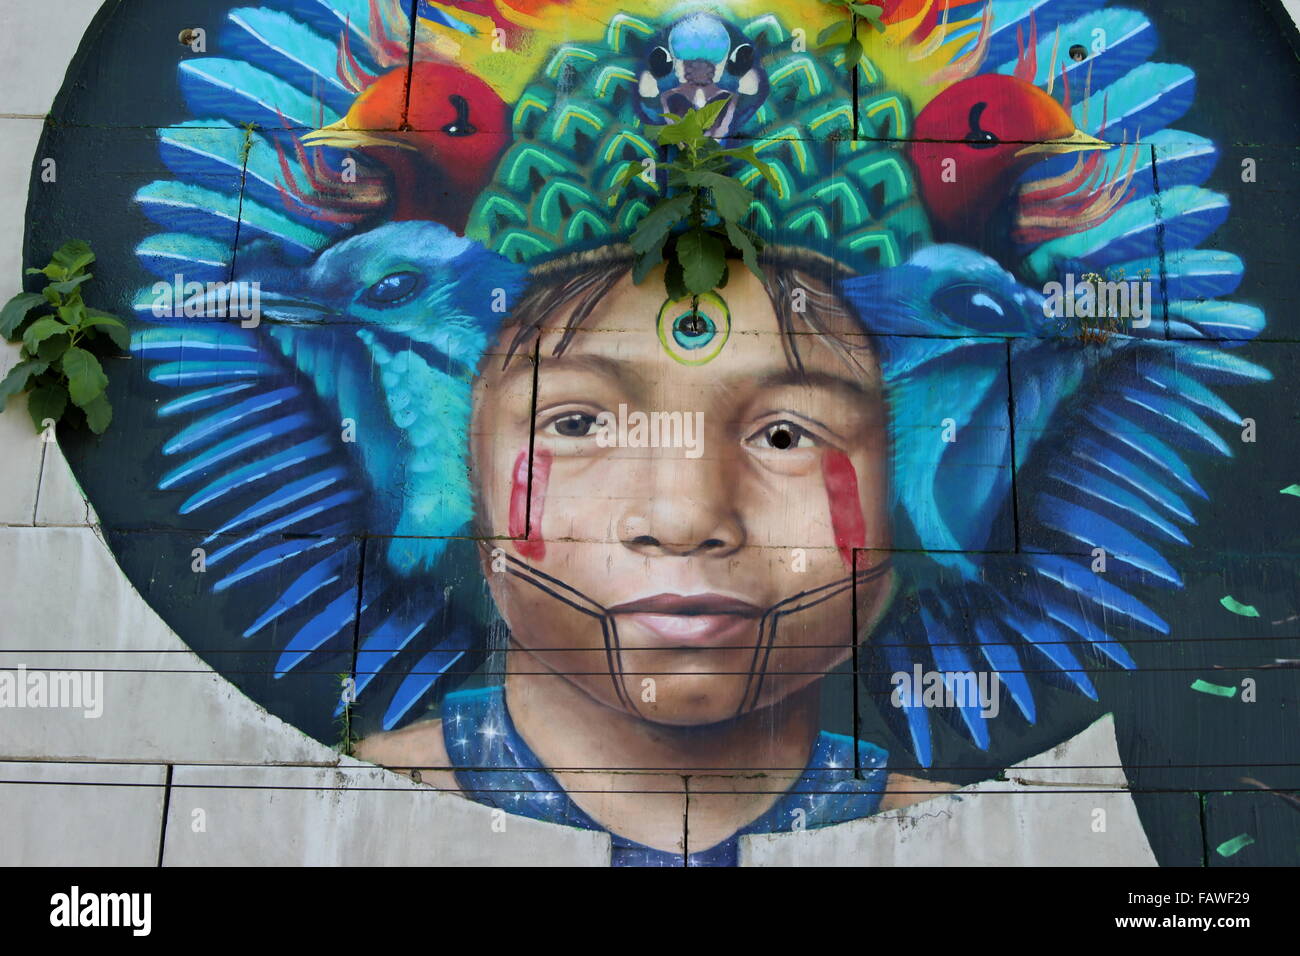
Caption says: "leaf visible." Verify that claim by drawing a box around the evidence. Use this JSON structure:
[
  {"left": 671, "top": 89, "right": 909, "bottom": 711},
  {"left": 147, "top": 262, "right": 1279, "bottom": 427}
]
[
  {"left": 62, "top": 347, "right": 109, "bottom": 407},
  {"left": 0, "top": 359, "right": 48, "bottom": 411},
  {"left": 685, "top": 171, "right": 754, "bottom": 222},
  {"left": 724, "top": 219, "right": 763, "bottom": 280},
  {"left": 664, "top": 251, "right": 688, "bottom": 301},
  {"left": 632, "top": 239, "right": 666, "bottom": 285},
  {"left": 629, "top": 193, "right": 693, "bottom": 255},
  {"left": 0, "top": 292, "right": 47, "bottom": 339},
  {"left": 57, "top": 301, "right": 87, "bottom": 328},
  {"left": 717, "top": 146, "right": 781, "bottom": 192},
  {"left": 81, "top": 392, "right": 113, "bottom": 434},
  {"left": 27, "top": 382, "right": 68, "bottom": 432},
  {"left": 1281, "top": 484, "right": 1300, "bottom": 497},
  {"left": 817, "top": 20, "right": 854, "bottom": 47},
  {"left": 48, "top": 274, "right": 92, "bottom": 296},
  {"left": 1219, "top": 595, "right": 1260, "bottom": 618},
  {"left": 845, "top": 36, "right": 864, "bottom": 66},
  {"left": 22, "top": 316, "right": 72, "bottom": 353},
  {"left": 606, "top": 160, "right": 651, "bottom": 206},
  {"left": 84, "top": 310, "right": 131, "bottom": 350},
  {"left": 850, "top": 2, "right": 884, "bottom": 17},
  {"left": 693, "top": 96, "right": 733, "bottom": 136},
  {"left": 678, "top": 229, "right": 726, "bottom": 295},
  {"left": 52, "top": 240, "right": 95, "bottom": 275},
  {"left": 36, "top": 334, "right": 70, "bottom": 363}
]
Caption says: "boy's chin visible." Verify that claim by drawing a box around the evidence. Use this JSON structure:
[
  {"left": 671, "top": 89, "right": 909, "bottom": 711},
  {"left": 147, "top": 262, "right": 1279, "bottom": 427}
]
[{"left": 611, "top": 673, "right": 808, "bottom": 727}]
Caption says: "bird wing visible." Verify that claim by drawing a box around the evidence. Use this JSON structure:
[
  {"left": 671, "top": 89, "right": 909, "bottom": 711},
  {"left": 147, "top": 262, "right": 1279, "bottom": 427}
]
[
  {"left": 129, "top": 1, "right": 492, "bottom": 735},
  {"left": 845, "top": 0, "right": 1271, "bottom": 767}
]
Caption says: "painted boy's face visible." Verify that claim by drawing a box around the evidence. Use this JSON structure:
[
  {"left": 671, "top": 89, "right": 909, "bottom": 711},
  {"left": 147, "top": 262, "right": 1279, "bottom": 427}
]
[{"left": 472, "top": 265, "right": 894, "bottom": 725}]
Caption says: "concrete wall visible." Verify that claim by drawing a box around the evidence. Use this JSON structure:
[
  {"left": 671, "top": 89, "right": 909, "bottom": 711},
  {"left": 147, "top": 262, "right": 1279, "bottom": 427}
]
[{"left": 3, "top": 0, "right": 1298, "bottom": 867}]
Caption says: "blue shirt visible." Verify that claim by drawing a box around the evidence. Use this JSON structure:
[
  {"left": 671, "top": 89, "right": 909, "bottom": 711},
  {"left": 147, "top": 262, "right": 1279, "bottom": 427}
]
[{"left": 442, "top": 685, "right": 890, "bottom": 866}]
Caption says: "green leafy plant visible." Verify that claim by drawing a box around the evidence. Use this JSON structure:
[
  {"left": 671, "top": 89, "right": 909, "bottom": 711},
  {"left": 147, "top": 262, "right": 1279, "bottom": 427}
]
[
  {"left": 608, "top": 97, "right": 779, "bottom": 307},
  {"left": 817, "top": 1, "right": 885, "bottom": 67},
  {"left": 334, "top": 672, "right": 360, "bottom": 757},
  {"left": 0, "top": 240, "right": 128, "bottom": 435}
]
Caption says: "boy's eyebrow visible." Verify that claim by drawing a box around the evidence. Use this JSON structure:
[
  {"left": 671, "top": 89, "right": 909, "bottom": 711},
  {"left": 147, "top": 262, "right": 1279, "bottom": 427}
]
[
  {"left": 496, "top": 351, "right": 648, "bottom": 390},
  {"left": 753, "top": 368, "right": 881, "bottom": 398}
]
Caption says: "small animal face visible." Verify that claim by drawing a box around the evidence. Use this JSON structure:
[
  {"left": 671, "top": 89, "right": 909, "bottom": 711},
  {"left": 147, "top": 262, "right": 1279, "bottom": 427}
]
[{"left": 636, "top": 13, "right": 769, "bottom": 137}]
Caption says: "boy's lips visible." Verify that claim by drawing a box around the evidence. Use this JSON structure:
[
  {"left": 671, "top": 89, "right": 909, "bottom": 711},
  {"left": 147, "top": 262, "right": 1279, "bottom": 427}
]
[{"left": 607, "top": 593, "right": 762, "bottom": 646}]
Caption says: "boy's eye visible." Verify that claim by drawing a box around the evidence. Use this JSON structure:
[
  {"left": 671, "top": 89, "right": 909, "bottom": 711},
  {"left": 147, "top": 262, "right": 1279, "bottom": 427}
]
[
  {"left": 748, "top": 421, "right": 815, "bottom": 450},
  {"left": 548, "top": 413, "right": 599, "bottom": 438}
]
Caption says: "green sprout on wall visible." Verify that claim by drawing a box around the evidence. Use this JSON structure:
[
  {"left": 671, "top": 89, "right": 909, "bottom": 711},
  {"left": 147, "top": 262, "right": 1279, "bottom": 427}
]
[
  {"left": 608, "top": 97, "right": 778, "bottom": 308},
  {"left": 817, "top": 1, "right": 885, "bottom": 67},
  {"left": 0, "top": 240, "right": 129, "bottom": 435}
]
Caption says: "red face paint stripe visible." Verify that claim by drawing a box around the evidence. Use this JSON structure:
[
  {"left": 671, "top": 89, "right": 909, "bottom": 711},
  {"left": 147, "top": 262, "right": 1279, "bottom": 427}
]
[
  {"left": 508, "top": 448, "right": 551, "bottom": 560},
  {"left": 822, "top": 450, "right": 867, "bottom": 571}
]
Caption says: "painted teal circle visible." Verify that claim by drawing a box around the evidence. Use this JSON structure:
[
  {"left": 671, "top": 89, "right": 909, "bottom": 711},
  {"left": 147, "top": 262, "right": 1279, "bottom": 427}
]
[{"left": 672, "top": 310, "right": 717, "bottom": 350}]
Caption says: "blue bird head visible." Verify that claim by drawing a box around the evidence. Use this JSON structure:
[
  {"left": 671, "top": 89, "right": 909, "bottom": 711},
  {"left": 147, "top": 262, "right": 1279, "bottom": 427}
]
[
  {"left": 635, "top": 13, "right": 769, "bottom": 137},
  {"left": 243, "top": 221, "right": 526, "bottom": 380},
  {"left": 232, "top": 221, "right": 529, "bottom": 576}
]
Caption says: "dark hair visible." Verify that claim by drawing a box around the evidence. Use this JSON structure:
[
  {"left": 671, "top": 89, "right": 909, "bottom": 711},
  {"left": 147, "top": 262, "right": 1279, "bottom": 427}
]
[{"left": 499, "top": 245, "right": 874, "bottom": 376}]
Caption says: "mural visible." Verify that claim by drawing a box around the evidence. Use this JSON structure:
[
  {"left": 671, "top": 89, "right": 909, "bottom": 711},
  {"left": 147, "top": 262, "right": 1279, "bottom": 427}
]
[{"left": 24, "top": 0, "right": 1300, "bottom": 866}]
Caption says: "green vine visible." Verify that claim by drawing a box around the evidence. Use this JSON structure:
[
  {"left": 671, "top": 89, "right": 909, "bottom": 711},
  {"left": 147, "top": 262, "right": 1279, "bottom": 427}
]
[
  {"left": 0, "top": 240, "right": 128, "bottom": 435},
  {"left": 816, "top": 1, "right": 885, "bottom": 66},
  {"left": 335, "top": 672, "right": 360, "bottom": 757},
  {"left": 608, "top": 97, "right": 778, "bottom": 307}
]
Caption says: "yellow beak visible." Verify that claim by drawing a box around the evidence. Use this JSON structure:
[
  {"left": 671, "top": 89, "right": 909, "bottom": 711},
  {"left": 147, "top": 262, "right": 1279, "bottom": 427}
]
[
  {"left": 1016, "top": 129, "right": 1111, "bottom": 158},
  {"left": 300, "top": 119, "right": 416, "bottom": 151}
]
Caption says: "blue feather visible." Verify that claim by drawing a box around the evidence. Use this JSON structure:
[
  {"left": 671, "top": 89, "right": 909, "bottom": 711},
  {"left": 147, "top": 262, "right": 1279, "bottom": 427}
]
[
  {"left": 163, "top": 387, "right": 301, "bottom": 454},
  {"left": 178, "top": 58, "right": 341, "bottom": 129},
  {"left": 918, "top": 603, "right": 991, "bottom": 749},
  {"left": 179, "top": 437, "right": 334, "bottom": 513},
  {"left": 1167, "top": 300, "right": 1265, "bottom": 341},
  {"left": 1138, "top": 365, "right": 1240, "bottom": 424},
  {"left": 997, "top": 7, "right": 1157, "bottom": 91},
  {"left": 1047, "top": 462, "right": 1190, "bottom": 544},
  {"left": 1115, "top": 388, "right": 1231, "bottom": 457},
  {"left": 972, "top": 618, "right": 1036, "bottom": 722},
  {"left": 206, "top": 489, "right": 361, "bottom": 566},
  {"left": 224, "top": 8, "right": 357, "bottom": 114},
  {"left": 981, "top": 0, "right": 1102, "bottom": 67},
  {"left": 1036, "top": 493, "right": 1183, "bottom": 584},
  {"left": 240, "top": 549, "right": 351, "bottom": 631},
  {"left": 214, "top": 529, "right": 347, "bottom": 591},
  {"left": 1026, "top": 553, "right": 1168, "bottom": 634},
  {"left": 1088, "top": 405, "right": 1207, "bottom": 498},
  {"left": 381, "top": 645, "right": 466, "bottom": 730},
  {"left": 136, "top": 233, "right": 232, "bottom": 282},
  {"left": 1039, "top": 597, "right": 1138, "bottom": 669},
  {"left": 204, "top": 467, "right": 349, "bottom": 539},
  {"left": 999, "top": 609, "right": 1098, "bottom": 699},
  {"left": 275, "top": 588, "right": 359, "bottom": 676},
  {"left": 159, "top": 413, "right": 314, "bottom": 488},
  {"left": 1072, "top": 63, "right": 1195, "bottom": 140},
  {"left": 1073, "top": 434, "right": 1196, "bottom": 522}
]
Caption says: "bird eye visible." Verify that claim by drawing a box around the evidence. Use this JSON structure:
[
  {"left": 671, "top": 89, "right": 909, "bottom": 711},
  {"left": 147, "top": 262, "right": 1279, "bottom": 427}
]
[
  {"left": 726, "top": 43, "right": 755, "bottom": 75},
  {"left": 649, "top": 45, "right": 674, "bottom": 78},
  {"left": 964, "top": 102, "right": 1000, "bottom": 149},
  {"left": 441, "top": 94, "right": 476, "bottom": 137},
  {"left": 547, "top": 412, "right": 600, "bottom": 438},
  {"left": 933, "top": 283, "right": 1014, "bottom": 331},
  {"left": 746, "top": 421, "right": 815, "bottom": 451},
  {"left": 363, "top": 271, "right": 423, "bottom": 307}
]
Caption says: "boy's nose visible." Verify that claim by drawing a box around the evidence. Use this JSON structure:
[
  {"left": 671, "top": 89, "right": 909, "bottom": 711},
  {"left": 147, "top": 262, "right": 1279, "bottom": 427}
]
[{"left": 616, "top": 456, "right": 746, "bottom": 558}]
